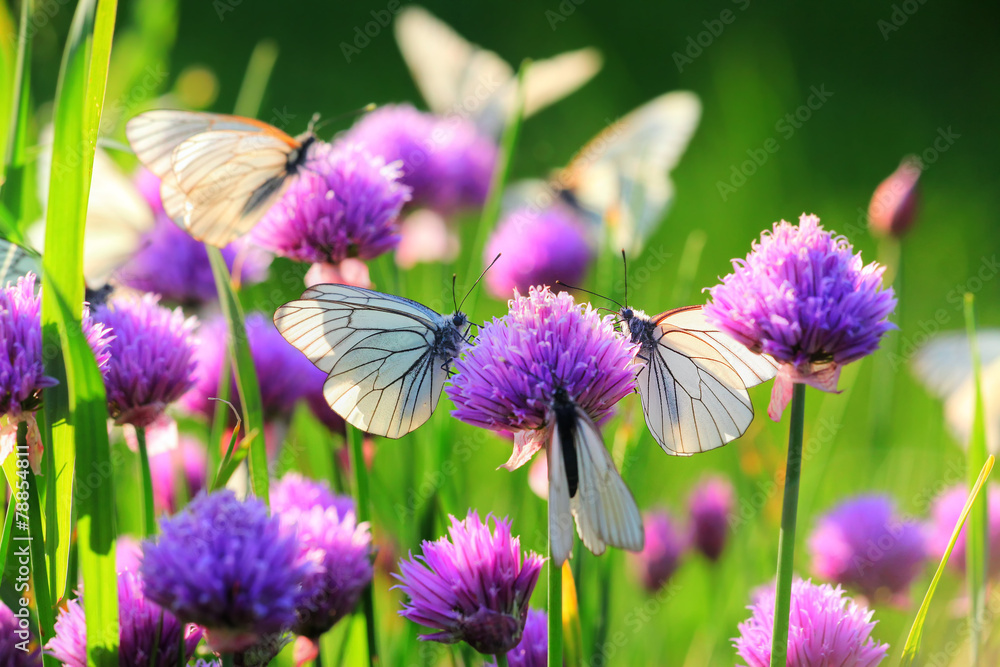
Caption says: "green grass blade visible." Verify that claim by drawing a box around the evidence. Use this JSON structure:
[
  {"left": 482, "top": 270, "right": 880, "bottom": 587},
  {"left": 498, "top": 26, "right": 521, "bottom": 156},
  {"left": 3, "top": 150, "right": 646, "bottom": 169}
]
[
  {"left": 1, "top": 0, "right": 34, "bottom": 232},
  {"left": 233, "top": 39, "right": 279, "bottom": 118},
  {"left": 39, "top": 0, "right": 119, "bottom": 662},
  {"left": 207, "top": 248, "right": 268, "bottom": 503},
  {"left": 963, "top": 292, "right": 989, "bottom": 665},
  {"left": 900, "top": 455, "right": 995, "bottom": 665}
]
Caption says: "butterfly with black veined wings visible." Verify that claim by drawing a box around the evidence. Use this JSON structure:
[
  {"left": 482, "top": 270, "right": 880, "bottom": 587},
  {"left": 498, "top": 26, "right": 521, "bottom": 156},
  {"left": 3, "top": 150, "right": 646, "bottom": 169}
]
[
  {"left": 394, "top": 5, "right": 602, "bottom": 137},
  {"left": 545, "top": 385, "right": 644, "bottom": 565},
  {"left": 125, "top": 110, "right": 318, "bottom": 247},
  {"left": 274, "top": 284, "right": 470, "bottom": 439},
  {"left": 620, "top": 304, "right": 779, "bottom": 455}
]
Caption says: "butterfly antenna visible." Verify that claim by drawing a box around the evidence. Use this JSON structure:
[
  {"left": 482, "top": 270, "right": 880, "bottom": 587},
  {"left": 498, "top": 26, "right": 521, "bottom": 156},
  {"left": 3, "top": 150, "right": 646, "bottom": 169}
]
[
  {"left": 312, "top": 103, "right": 376, "bottom": 135},
  {"left": 451, "top": 273, "right": 460, "bottom": 313},
  {"left": 555, "top": 280, "right": 624, "bottom": 310},
  {"left": 621, "top": 249, "right": 629, "bottom": 307},
  {"left": 458, "top": 253, "right": 501, "bottom": 312}
]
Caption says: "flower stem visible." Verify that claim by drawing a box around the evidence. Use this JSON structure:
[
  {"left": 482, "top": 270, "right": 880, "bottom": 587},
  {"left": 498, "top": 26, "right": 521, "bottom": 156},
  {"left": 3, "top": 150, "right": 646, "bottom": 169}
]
[
  {"left": 548, "top": 534, "right": 563, "bottom": 667},
  {"left": 135, "top": 425, "right": 156, "bottom": 537},
  {"left": 347, "top": 424, "right": 379, "bottom": 665},
  {"left": 494, "top": 653, "right": 508, "bottom": 667},
  {"left": 769, "top": 382, "right": 806, "bottom": 667}
]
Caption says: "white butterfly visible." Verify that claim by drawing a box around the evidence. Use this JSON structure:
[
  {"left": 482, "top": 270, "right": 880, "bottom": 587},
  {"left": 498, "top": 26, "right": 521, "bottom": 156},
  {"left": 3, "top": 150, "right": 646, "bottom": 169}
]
[
  {"left": 394, "top": 5, "right": 603, "bottom": 136},
  {"left": 0, "top": 239, "right": 41, "bottom": 288},
  {"left": 126, "top": 110, "right": 317, "bottom": 247},
  {"left": 620, "top": 305, "right": 778, "bottom": 455},
  {"left": 545, "top": 386, "right": 644, "bottom": 565},
  {"left": 273, "top": 284, "right": 470, "bottom": 438},
  {"left": 31, "top": 127, "right": 154, "bottom": 288},
  {"left": 913, "top": 330, "right": 1000, "bottom": 454}
]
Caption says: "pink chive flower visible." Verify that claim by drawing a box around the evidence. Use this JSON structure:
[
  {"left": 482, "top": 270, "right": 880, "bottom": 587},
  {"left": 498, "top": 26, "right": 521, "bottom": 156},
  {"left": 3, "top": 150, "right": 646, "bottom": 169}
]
[
  {"left": 394, "top": 511, "right": 544, "bottom": 655},
  {"left": 630, "top": 510, "right": 688, "bottom": 592},
  {"left": 704, "top": 214, "right": 896, "bottom": 420},
  {"left": 867, "top": 157, "right": 921, "bottom": 238},
  {"left": 925, "top": 483, "right": 1000, "bottom": 578},
  {"left": 734, "top": 578, "right": 889, "bottom": 667},
  {"left": 149, "top": 435, "right": 208, "bottom": 515},
  {"left": 487, "top": 608, "right": 548, "bottom": 667},
  {"left": 688, "top": 476, "right": 736, "bottom": 562}
]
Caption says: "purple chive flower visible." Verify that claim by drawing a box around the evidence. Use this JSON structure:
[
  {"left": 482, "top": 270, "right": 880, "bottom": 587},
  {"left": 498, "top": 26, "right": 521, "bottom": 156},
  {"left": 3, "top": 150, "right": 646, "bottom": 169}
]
[
  {"left": 808, "top": 495, "right": 927, "bottom": 601},
  {"left": 118, "top": 170, "right": 271, "bottom": 305},
  {"left": 705, "top": 214, "right": 897, "bottom": 420},
  {"left": 487, "top": 608, "right": 548, "bottom": 667},
  {"left": 46, "top": 570, "right": 203, "bottom": 667},
  {"left": 140, "top": 490, "right": 315, "bottom": 652},
  {"left": 149, "top": 435, "right": 208, "bottom": 515},
  {"left": 0, "top": 600, "right": 42, "bottom": 666},
  {"left": 868, "top": 157, "right": 921, "bottom": 238},
  {"left": 252, "top": 142, "right": 410, "bottom": 265},
  {"left": 180, "top": 313, "right": 329, "bottom": 424},
  {"left": 484, "top": 204, "right": 593, "bottom": 300},
  {"left": 395, "top": 511, "right": 544, "bottom": 655},
  {"left": 346, "top": 104, "right": 496, "bottom": 215},
  {"left": 926, "top": 483, "right": 1000, "bottom": 578},
  {"left": 630, "top": 510, "right": 688, "bottom": 592},
  {"left": 447, "top": 286, "right": 637, "bottom": 470},
  {"left": 94, "top": 294, "right": 198, "bottom": 428},
  {"left": 734, "top": 578, "right": 889, "bottom": 667},
  {"left": 688, "top": 476, "right": 735, "bottom": 562},
  {"left": 272, "top": 476, "right": 373, "bottom": 638}
]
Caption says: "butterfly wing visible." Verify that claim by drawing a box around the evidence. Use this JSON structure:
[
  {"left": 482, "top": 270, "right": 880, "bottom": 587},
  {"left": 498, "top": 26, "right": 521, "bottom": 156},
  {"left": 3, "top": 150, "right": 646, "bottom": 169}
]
[
  {"left": 562, "top": 91, "right": 701, "bottom": 255},
  {"left": 0, "top": 240, "right": 41, "bottom": 287},
  {"left": 274, "top": 284, "right": 460, "bottom": 439},
  {"left": 637, "top": 305, "right": 778, "bottom": 455},
  {"left": 521, "top": 48, "right": 603, "bottom": 118},
  {"left": 549, "top": 407, "right": 644, "bottom": 564}
]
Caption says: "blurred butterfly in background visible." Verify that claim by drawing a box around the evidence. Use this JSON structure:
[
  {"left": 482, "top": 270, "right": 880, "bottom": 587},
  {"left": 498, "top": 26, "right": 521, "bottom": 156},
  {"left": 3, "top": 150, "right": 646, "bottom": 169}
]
[
  {"left": 274, "top": 284, "right": 471, "bottom": 439},
  {"left": 913, "top": 331, "right": 1000, "bottom": 454},
  {"left": 619, "top": 303, "right": 778, "bottom": 455},
  {"left": 504, "top": 91, "right": 701, "bottom": 257},
  {"left": 0, "top": 239, "right": 41, "bottom": 288},
  {"left": 30, "top": 126, "right": 155, "bottom": 288},
  {"left": 126, "top": 110, "right": 318, "bottom": 247},
  {"left": 394, "top": 5, "right": 603, "bottom": 136}
]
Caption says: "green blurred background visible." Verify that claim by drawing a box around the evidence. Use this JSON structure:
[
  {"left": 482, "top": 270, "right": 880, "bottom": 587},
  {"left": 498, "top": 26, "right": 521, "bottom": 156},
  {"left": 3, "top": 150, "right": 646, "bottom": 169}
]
[{"left": 7, "top": 0, "right": 1000, "bottom": 664}]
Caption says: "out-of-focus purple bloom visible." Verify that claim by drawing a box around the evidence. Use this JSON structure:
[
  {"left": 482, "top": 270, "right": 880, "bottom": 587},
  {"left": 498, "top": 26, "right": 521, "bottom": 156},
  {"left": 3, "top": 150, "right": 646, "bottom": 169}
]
[
  {"left": 926, "top": 483, "right": 1000, "bottom": 578},
  {"left": 346, "top": 104, "right": 496, "bottom": 215},
  {"left": 140, "top": 490, "right": 315, "bottom": 652},
  {"left": 252, "top": 142, "right": 409, "bottom": 265},
  {"left": 630, "top": 510, "right": 687, "bottom": 592},
  {"left": 116, "top": 535, "right": 144, "bottom": 573},
  {"left": 94, "top": 294, "right": 197, "bottom": 428},
  {"left": 0, "top": 600, "right": 42, "bottom": 666},
  {"left": 47, "top": 571, "right": 202, "bottom": 667},
  {"left": 395, "top": 511, "right": 544, "bottom": 655},
  {"left": 688, "top": 476, "right": 735, "bottom": 562},
  {"left": 808, "top": 495, "right": 927, "bottom": 601},
  {"left": 119, "top": 170, "right": 271, "bottom": 305},
  {"left": 868, "top": 157, "right": 921, "bottom": 238},
  {"left": 705, "top": 214, "right": 897, "bottom": 420},
  {"left": 272, "top": 475, "right": 373, "bottom": 638},
  {"left": 734, "top": 578, "right": 889, "bottom": 667},
  {"left": 180, "top": 313, "right": 328, "bottom": 424},
  {"left": 487, "top": 608, "right": 547, "bottom": 667},
  {"left": 395, "top": 209, "right": 460, "bottom": 269},
  {"left": 447, "top": 286, "right": 637, "bottom": 470},
  {"left": 149, "top": 435, "right": 208, "bottom": 515},
  {"left": 484, "top": 204, "right": 593, "bottom": 300}
]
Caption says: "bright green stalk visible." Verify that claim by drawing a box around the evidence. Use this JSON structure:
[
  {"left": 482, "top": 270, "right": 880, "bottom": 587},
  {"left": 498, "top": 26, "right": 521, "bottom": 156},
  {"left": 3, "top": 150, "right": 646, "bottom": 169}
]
[
  {"left": 964, "top": 292, "right": 988, "bottom": 665},
  {"left": 1, "top": 0, "right": 33, "bottom": 235},
  {"left": 547, "top": 535, "right": 563, "bottom": 667},
  {"left": 233, "top": 39, "right": 279, "bottom": 119},
  {"left": 347, "top": 424, "right": 379, "bottom": 665},
  {"left": 135, "top": 426, "right": 156, "bottom": 537},
  {"left": 494, "top": 653, "right": 509, "bottom": 667},
  {"left": 768, "top": 383, "right": 806, "bottom": 667}
]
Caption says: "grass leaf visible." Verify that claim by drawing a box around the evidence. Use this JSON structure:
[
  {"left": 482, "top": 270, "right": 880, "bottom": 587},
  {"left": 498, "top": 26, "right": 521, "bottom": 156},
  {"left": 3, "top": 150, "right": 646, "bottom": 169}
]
[
  {"left": 900, "top": 454, "right": 995, "bottom": 665},
  {"left": 1, "top": 0, "right": 35, "bottom": 231}
]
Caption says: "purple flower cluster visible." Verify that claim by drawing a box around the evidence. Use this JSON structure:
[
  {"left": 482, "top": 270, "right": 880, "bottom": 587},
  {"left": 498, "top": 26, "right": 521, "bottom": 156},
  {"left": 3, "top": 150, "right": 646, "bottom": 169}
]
[
  {"left": 926, "top": 483, "right": 1000, "bottom": 578},
  {"left": 734, "top": 578, "right": 889, "bottom": 667},
  {"left": 94, "top": 294, "right": 198, "bottom": 428},
  {"left": 252, "top": 142, "right": 410, "bottom": 265},
  {"left": 705, "top": 214, "right": 896, "bottom": 419},
  {"left": 271, "top": 474, "right": 373, "bottom": 638},
  {"left": 140, "top": 490, "right": 315, "bottom": 652},
  {"left": 47, "top": 570, "right": 202, "bottom": 667},
  {"left": 395, "top": 511, "right": 544, "bottom": 655},
  {"left": 447, "top": 286, "right": 636, "bottom": 468},
  {"left": 484, "top": 204, "right": 593, "bottom": 300},
  {"left": 0, "top": 600, "right": 41, "bottom": 666},
  {"left": 808, "top": 495, "right": 927, "bottom": 601},
  {"left": 630, "top": 510, "right": 687, "bottom": 592},
  {"left": 119, "top": 170, "right": 271, "bottom": 305},
  {"left": 346, "top": 104, "right": 496, "bottom": 215}
]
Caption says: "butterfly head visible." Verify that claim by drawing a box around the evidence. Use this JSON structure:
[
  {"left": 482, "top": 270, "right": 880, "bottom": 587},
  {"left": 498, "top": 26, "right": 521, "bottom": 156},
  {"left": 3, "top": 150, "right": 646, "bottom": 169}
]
[{"left": 619, "top": 306, "right": 655, "bottom": 346}]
